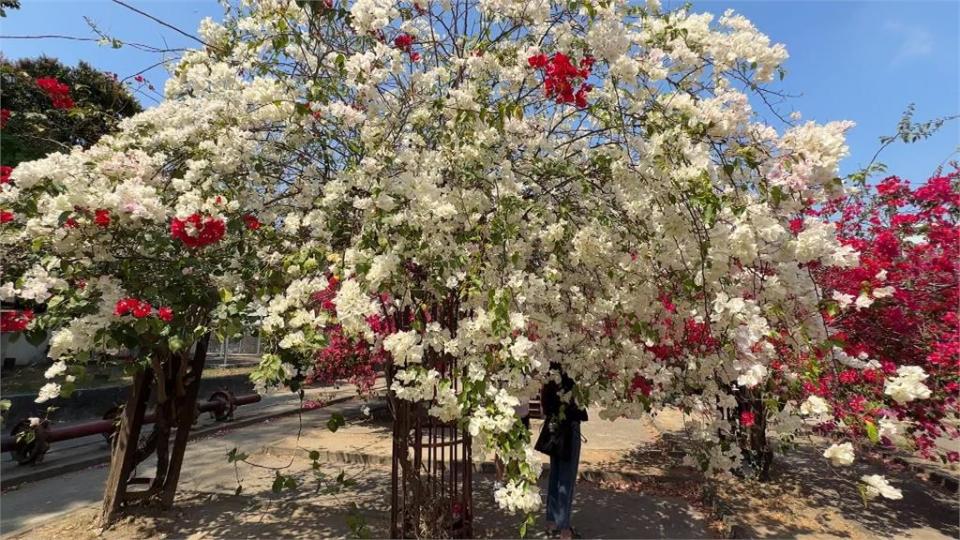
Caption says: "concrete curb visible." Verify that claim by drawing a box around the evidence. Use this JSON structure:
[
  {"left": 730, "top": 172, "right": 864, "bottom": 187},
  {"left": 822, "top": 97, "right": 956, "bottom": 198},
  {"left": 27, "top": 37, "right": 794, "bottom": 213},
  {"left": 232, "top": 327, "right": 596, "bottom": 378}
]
[{"left": 0, "top": 392, "right": 362, "bottom": 491}]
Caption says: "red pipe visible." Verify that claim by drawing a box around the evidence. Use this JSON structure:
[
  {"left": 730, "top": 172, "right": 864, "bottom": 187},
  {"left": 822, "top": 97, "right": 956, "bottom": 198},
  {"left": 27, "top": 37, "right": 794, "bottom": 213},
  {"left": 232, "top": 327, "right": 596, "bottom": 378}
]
[{"left": 1, "top": 393, "right": 261, "bottom": 453}]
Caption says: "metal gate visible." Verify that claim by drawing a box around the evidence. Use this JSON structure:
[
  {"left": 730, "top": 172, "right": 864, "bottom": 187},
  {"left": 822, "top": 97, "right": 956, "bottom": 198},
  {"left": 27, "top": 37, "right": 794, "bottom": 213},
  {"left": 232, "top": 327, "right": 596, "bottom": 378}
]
[{"left": 389, "top": 300, "right": 472, "bottom": 539}]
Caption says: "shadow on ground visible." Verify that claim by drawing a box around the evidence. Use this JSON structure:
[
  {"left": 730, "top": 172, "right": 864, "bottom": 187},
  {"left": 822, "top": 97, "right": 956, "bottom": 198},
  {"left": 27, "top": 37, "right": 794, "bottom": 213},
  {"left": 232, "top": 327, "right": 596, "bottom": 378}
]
[
  {"left": 9, "top": 465, "right": 714, "bottom": 539},
  {"left": 717, "top": 445, "right": 959, "bottom": 539}
]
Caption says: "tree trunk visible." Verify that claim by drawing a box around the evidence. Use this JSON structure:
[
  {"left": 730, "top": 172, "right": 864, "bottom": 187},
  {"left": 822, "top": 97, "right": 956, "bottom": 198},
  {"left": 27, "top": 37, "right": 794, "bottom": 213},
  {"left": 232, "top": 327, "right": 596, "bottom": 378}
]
[
  {"left": 99, "top": 365, "right": 153, "bottom": 527},
  {"left": 160, "top": 334, "right": 210, "bottom": 506},
  {"left": 98, "top": 334, "right": 211, "bottom": 527}
]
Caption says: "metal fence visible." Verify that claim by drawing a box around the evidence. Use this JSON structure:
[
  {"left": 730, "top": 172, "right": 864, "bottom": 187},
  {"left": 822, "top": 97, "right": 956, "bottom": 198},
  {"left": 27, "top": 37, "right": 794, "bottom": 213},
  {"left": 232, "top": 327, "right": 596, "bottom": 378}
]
[{"left": 207, "top": 334, "right": 262, "bottom": 366}]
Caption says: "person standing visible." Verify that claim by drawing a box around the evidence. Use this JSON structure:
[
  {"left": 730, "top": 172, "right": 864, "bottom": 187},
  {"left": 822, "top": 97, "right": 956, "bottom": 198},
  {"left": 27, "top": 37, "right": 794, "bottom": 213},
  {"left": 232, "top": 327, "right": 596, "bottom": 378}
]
[{"left": 535, "top": 363, "right": 588, "bottom": 539}]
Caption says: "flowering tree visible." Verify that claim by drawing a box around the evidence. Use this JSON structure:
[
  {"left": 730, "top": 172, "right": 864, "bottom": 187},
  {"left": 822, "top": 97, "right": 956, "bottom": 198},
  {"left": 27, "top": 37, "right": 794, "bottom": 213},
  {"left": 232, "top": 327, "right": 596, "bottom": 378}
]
[
  {"left": 796, "top": 171, "right": 959, "bottom": 472},
  {"left": 229, "top": 0, "right": 875, "bottom": 509},
  {"left": 0, "top": 0, "right": 905, "bottom": 523},
  {"left": 1, "top": 58, "right": 142, "bottom": 338},
  {"left": 0, "top": 39, "right": 324, "bottom": 521}
]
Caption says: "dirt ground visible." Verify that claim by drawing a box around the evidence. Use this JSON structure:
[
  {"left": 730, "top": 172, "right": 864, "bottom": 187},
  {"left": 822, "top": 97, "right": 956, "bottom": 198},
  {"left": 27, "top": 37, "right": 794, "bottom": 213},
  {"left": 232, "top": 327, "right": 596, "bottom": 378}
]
[
  {"left": 712, "top": 446, "right": 959, "bottom": 540},
  {"left": 9, "top": 463, "right": 715, "bottom": 539},
  {"left": 13, "top": 447, "right": 957, "bottom": 540},
  {"left": 7, "top": 413, "right": 958, "bottom": 539}
]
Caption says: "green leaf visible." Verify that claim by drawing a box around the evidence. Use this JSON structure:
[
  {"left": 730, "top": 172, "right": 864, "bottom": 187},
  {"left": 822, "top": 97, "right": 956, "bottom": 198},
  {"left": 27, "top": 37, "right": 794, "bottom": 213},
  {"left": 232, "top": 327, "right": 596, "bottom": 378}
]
[
  {"left": 308, "top": 449, "right": 320, "bottom": 461},
  {"left": 271, "top": 471, "right": 298, "bottom": 492},
  {"left": 865, "top": 421, "right": 879, "bottom": 444},
  {"left": 25, "top": 329, "right": 46, "bottom": 346},
  {"left": 271, "top": 472, "right": 285, "bottom": 493},
  {"left": 519, "top": 513, "right": 535, "bottom": 538},
  {"left": 168, "top": 335, "right": 184, "bottom": 352},
  {"left": 227, "top": 447, "right": 249, "bottom": 463},
  {"left": 327, "top": 412, "right": 346, "bottom": 432},
  {"left": 219, "top": 288, "right": 234, "bottom": 302}
]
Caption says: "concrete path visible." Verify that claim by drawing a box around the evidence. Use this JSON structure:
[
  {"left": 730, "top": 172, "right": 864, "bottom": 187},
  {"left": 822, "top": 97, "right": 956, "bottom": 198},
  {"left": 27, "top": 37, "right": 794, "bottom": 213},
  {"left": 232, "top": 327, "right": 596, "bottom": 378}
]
[
  {"left": 0, "top": 392, "right": 376, "bottom": 537},
  {"left": 0, "top": 383, "right": 379, "bottom": 488}
]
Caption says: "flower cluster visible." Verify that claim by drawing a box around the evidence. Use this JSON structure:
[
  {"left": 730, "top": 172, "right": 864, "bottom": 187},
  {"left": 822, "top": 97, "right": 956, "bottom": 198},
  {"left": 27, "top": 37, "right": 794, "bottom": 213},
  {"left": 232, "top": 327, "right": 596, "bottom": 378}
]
[
  {"left": 393, "top": 32, "right": 420, "bottom": 62},
  {"left": 170, "top": 214, "right": 226, "bottom": 248},
  {"left": 3, "top": 0, "right": 899, "bottom": 512},
  {"left": 528, "top": 53, "right": 594, "bottom": 108},
  {"left": 35, "top": 77, "right": 75, "bottom": 110},
  {"left": 798, "top": 172, "right": 959, "bottom": 464},
  {"left": 113, "top": 298, "right": 173, "bottom": 322},
  {"left": 0, "top": 309, "right": 33, "bottom": 332}
]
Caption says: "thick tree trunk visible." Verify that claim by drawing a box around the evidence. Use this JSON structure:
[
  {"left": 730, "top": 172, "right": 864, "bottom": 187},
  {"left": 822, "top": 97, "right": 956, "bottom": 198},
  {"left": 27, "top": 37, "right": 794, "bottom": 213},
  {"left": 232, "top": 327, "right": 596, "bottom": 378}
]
[
  {"left": 98, "top": 334, "right": 211, "bottom": 527},
  {"left": 161, "top": 334, "right": 210, "bottom": 506},
  {"left": 99, "top": 365, "right": 153, "bottom": 527}
]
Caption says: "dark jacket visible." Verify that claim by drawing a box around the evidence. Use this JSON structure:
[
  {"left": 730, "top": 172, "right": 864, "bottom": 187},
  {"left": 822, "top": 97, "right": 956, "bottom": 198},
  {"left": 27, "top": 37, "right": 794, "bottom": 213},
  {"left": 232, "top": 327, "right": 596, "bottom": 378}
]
[{"left": 541, "top": 363, "right": 588, "bottom": 422}]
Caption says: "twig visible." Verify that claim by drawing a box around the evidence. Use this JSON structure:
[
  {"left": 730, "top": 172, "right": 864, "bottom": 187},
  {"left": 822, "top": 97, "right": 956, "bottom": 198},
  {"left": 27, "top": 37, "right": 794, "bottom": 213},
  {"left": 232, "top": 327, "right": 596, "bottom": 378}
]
[{"left": 110, "top": 0, "right": 219, "bottom": 52}]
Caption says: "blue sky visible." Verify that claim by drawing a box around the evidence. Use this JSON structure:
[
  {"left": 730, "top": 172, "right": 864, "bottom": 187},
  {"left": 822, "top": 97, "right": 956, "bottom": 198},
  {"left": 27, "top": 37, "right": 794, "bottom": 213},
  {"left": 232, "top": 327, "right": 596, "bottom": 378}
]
[{"left": 2, "top": 1, "right": 957, "bottom": 182}]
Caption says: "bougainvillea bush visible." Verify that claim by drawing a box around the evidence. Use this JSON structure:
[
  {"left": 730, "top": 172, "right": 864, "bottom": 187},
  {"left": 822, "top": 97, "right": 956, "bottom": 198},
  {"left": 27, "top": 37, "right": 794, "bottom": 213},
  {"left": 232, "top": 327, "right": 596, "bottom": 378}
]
[
  {"left": 0, "top": 0, "right": 907, "bottom": 511},
  {"left": 1, "top": 58, "right": 142, "bottom": 337},
  {"left": 797, "top": 171, "right": 959, "bottom": 468},
  {"left": 0, "top": 53, "right": 323, "bottom": 401}
]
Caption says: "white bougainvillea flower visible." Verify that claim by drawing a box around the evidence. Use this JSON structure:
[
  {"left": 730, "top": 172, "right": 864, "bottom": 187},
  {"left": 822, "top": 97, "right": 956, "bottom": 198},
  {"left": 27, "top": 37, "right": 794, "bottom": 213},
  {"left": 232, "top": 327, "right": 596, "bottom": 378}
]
[
  {"left": 823, "top": 442, "right": 855, "bottom": 467},
  {"left": 861, "top": 474, "right": 903, "bottom": 500}
]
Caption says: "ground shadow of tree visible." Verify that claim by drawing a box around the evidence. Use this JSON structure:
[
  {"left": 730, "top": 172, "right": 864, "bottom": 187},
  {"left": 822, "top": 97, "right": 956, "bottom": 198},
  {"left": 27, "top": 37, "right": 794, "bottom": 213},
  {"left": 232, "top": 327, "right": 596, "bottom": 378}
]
[{"left": 715, "top": 445, "right": 958, "bottom": 539}]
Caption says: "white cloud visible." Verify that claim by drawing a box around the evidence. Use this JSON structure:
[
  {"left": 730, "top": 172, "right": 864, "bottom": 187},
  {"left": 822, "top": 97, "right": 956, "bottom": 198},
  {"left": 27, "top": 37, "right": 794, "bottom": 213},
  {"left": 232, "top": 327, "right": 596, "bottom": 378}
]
[{"left": 884, "top": 21, "right": 934, "bottom": 66}]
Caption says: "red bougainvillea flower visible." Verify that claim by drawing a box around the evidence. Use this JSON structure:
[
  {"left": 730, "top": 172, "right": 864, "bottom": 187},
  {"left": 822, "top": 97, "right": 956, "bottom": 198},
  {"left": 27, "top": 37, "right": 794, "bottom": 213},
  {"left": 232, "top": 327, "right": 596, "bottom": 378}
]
[
  {"left": 0, "top": 108, "right": 10, "bottom": 129},
  {"left": 301, "top": 399, "right": 323, "bottom": 411},
  {"left": 804, "top": 171, "right": 959, "bottom": 462},
  {"left": 0, "top": 210, "right": 13, "bottom": 224},
  {"left": 0, "top": 166, "right": 12, "bottom": 185},
  {"left": 116, "top": 298, "right": 173, "bottom": 321},
  {"left": 94, "top": 209, "right": 111, "bottom": 227},
  {"left": 308, "top": 275, "right": 391, "bottom": 395},
  {"left": 527, "top": 53, "right": 548, "bottom": 68},
  {"left": 740, "top": 411, "right": 756, "bottom": 427},
  {"left": 64, "top": 217, "right": 79, "bottom": 228},
  {"left": 242, "top": 214, "right": 262, "bottom": 230},
  {"left": 114, "top": 298, "right": 139, "bottom": 316},
  {"left": 629, "top": 375, "right": 653, "bottom": 397},
  {"left": 393, "top": 33, "right": 420, "bottom": 62},
  {"left": 311, "top": 274, "right": 340, "bottom": 313},
  {"left": 528, "top": 52, "right": 594, "bottom": 108},
  {"left": 0, "top": 310, "right": 31, "bottom": 333},
  {"left": 35, "top": 77, "right": 75, "bottom": 109},
  {"left": 170, "top": 213, "right": 226, "bottom": 247},
  {"left": 0, "top": 309, "right": 34, "bottom": 333},
  {"left": 394, "top": 33, "right": 414, "bottom": 52},
  {"left": 131, "top": 302, "right": 152, "bottom": 318}
]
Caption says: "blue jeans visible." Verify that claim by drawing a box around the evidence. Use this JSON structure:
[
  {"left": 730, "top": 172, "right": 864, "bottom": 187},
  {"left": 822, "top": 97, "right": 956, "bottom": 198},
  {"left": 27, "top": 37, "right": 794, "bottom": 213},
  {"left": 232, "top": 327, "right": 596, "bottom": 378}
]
[{"left": 546, "top": 421, "right": 581, "bottom": 530}]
